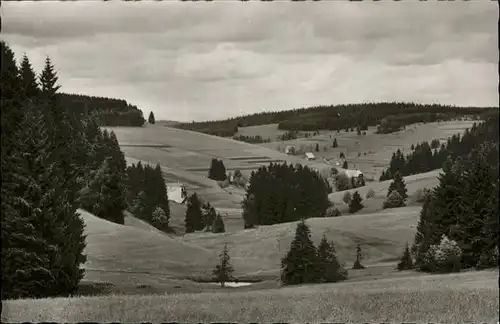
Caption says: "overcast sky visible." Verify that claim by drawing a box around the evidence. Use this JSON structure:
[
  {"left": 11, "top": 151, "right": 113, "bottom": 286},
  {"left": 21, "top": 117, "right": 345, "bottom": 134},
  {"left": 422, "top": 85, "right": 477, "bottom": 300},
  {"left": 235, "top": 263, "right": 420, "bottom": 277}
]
[{"left": 2, "top": 1, "right": 498, "bottom": 122}]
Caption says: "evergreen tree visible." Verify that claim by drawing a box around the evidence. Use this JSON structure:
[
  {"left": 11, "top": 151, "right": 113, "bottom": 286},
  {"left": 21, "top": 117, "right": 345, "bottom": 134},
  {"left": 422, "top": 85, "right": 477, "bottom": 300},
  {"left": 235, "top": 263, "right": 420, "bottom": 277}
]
[
  {"left": 342, "top": 160, "right": 348, "bottom": 169},
  {"left": 387, "top": 171, "right": 408, "bottom": 201},
  {"left": 280, "top": 219, "right": 320, "bottom": 285},
  {"left": 348, "top": 191, "right": 364, "bottom": 213},
  {"left": 352, "top": 244, "right": 365, "bottom": 269},
  {"left": 241, "top": 192, "right": 258, "bottom": 229},
  {"left": 339, "top": 152, "right": 345, "bottom": 159},
  {"left": 212, "top": 243, "right": 234, "bottom": 287},
  {"left": 316, "top": 234, "right": 347, "bottom": 282},
  {"left": 315, "top": 143, "right": 320, "bottom": 152},
  {"left": 202, "top": 203, "right": 216, "bottom": 231},
  {"left": 39, "top": 56, "right": 61, "bottom": 101},
  {"left": 332, "top": 138, "right": 338, "bottom": 148},
  {"left": 2, "top": 104, "right": 86, "bottom": 298},
  {"left": 397, "top": 243, "right": 414, "bottom": 271},
  {"left": 79, "top": 157, "right": 126, "bottom": 224},
  {"left": 19, "top": 53, "right": 40, "bottom": 99},
  {"left": 212, "top": 213, "right": 226, "bottom": 233},
  {"left": 185, "top": 193, "right": 202, "bottom": 233},
  {"left": 383, "top": 190, "right": 405, "bottom": 209},
  {"left": 148, "top": 111, "right": 155, "bottom": 124}
]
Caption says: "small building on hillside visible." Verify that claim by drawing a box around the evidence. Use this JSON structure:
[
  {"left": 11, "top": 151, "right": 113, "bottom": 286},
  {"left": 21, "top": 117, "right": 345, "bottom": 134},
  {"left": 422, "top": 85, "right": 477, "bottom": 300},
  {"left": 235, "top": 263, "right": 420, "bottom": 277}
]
[
  {"left": 285, "top": 145, "right": 296, "bottom": 155},
  {"left": 305, "top": 152, "right": 316, "bottom": 161}
]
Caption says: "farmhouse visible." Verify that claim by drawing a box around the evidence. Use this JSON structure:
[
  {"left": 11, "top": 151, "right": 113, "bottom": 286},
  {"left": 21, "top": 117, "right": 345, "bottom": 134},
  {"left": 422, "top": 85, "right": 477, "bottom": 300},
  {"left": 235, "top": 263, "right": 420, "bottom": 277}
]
[
  {"left": 167, "top": 183, "right": 188, "bottom": 204},
  {"left": 305, "top": 152, "right": 316, "bottom": 160}
]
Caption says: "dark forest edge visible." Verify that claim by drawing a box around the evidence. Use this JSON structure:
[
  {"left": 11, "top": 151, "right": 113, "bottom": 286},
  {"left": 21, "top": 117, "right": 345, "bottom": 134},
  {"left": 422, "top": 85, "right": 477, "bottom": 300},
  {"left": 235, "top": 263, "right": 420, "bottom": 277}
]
[
  {"left": 174, "top": 102, "right": 496, "bottom": 137},
  {"left": 58, "top": 93, "right": 145, "bottom": 127}
]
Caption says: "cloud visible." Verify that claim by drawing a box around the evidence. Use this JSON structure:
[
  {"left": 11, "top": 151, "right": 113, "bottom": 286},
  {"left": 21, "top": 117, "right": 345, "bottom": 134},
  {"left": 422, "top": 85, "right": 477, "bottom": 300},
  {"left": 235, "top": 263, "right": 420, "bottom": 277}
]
[{"left": 2, "top": 1, "right": 497, "bottom": 121}]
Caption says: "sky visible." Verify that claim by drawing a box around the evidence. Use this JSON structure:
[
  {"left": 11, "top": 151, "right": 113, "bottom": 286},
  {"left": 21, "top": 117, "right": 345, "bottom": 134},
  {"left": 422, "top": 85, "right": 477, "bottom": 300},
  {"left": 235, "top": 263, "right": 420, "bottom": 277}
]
[{"left": 2, "top": 1, "right": 498, "bottom": 122}]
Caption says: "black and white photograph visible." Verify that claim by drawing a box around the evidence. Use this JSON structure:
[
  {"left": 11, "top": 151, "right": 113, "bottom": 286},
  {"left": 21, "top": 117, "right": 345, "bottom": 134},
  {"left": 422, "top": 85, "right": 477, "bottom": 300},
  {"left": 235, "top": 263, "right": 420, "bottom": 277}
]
[{"left": 1, "top": 0, "right": 499, "bottom": 322}]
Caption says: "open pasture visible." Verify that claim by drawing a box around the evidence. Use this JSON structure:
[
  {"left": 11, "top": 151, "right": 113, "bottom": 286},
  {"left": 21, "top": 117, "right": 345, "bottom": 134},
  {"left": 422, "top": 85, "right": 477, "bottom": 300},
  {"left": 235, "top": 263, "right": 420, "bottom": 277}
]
[
  {"left": 259, "top": 120, "right": 475, "bottom": 179},
  {"left": 4, "top": 270, "right": 497, "bottom": 323},
  {"left": 182, "top": 205, "right": 423, "bottom": 278},
  {"left": 79, "top": 209, "right": 216, "bottom": 280}
]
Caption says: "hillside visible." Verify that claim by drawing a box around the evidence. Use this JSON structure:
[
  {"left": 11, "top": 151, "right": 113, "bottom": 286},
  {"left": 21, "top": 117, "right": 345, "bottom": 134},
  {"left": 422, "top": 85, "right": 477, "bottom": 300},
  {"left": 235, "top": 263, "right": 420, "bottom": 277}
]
[
  {"left": 58, "top": 93, "right": 145, "bottom": 126},
  {"left": 105, "top": 124, "right": 309, "bottom": 210},
  {"left": 174, "top": 102, "right": 494, "bottom": 137},
  {"left": 182, "top": 206, "right": 422, "bottom": 278},
  {"left": 79, "top": 209, "right": 216, "bottom": 283}
]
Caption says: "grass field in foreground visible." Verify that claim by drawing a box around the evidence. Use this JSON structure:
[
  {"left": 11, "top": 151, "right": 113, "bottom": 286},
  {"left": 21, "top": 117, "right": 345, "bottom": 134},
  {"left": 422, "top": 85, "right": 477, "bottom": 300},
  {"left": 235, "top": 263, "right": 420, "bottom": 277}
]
[{"left": 3, "top": 270, "right": 498, "bottom": 323}]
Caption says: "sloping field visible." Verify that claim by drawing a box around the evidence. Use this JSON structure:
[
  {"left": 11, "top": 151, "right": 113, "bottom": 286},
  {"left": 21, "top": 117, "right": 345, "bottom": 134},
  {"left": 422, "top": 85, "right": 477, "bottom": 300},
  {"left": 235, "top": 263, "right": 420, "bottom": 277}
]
[
  {"left": 107, "top": 125, "right": 308, "bottom": 209},
  {"left": 259, "top": 121, "right": 475, "bottom": 179},
  {"left": 105, "top": 124, "right": 303, "bottom": 170},
  {"left": 4, "top": 270, "right": 498, "bottom": 323},
  {"left": 329, "top": 169, "right": 441, "bottom": 204},
  {"left": 79, "top": 209, "right": 216, "bottom": 283},
  {"left": 183, "top": 206, "right": 423, "bottom": 277}
]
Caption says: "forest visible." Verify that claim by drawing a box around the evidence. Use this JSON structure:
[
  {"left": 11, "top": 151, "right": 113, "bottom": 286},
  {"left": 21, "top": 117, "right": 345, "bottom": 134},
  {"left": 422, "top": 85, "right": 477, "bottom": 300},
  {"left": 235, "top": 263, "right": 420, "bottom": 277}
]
[
  {"left": 58, "top": 93, "right": 145, "bottom": 127},
  {"left": 174, "top": 102, "right": 495, "bottom": 137}
]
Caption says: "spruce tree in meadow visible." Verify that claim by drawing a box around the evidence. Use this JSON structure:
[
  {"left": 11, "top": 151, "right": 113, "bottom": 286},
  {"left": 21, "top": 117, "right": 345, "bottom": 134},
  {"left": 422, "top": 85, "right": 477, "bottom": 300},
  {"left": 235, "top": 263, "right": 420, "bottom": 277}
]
[
  {"left": 316, "top": 234, "right": 347, "bottom": 283},
  {"left": 148, "top": 111, "right": 155, "bottom": 124},
  {"left": 280, "top": 219, "right": 320, "bottom": 285},
  {"left": 348, "top": 191, "right": 364, "bottom": 213},
  {"left": 212, "top": 213, "right": 226, "bottom": 233},
  {"left": 212, "top": 243, "right": 234, "bottom": 287},
  {"left": 387, "top": 171, "right": 408, "bottom": 201}
]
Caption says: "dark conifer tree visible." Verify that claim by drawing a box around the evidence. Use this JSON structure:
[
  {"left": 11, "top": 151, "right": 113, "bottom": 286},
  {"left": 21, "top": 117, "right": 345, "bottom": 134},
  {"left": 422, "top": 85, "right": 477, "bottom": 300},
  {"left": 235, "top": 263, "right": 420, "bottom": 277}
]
[
  {"left": 348, "top": 191, "right": 364, "bottom": 213},
  {"left": 212, "top": 243, "right": 234, "bottom": 287},
  {"left": 352, "top": 244, "right": 365, "bottom": 269},
  {"left": 212, "top": 213, "right": 226, "bottom": 233},
  {"left": 315, "top": 143, "right": 320, "bottom": 152},
  {"left": 342, "top": 160, "right": 348, "bottom": 169},
  {"left": 185, "top": 193, "right": 202, "bottom": 233},
  {"left": 148, "top": 111, "right": 156, "bottom": 124},
  {"left": 397, "top": 243, "right": 414, "bottom": 271},
  {"left": 387, "top": 171, "right": 408, "bottom": 201},
  {"left": 280, "top": 219, "right": 320, "bottom": 285},
  {"left": 332, "top": 138, "right": 338, "bottom": 148},
  {"left": 316, "top": 234, "right": 346, "bottom": 283},
  {"left": 19, "top": 54, "right": 40, "bottom": 99}
]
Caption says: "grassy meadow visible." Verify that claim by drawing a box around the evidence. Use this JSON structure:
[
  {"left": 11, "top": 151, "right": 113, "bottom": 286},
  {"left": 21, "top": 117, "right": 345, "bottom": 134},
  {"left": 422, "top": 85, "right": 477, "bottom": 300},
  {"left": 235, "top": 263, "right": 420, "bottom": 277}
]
[{"left": 3, "top": 270, "right": 498, "bottom": 323}]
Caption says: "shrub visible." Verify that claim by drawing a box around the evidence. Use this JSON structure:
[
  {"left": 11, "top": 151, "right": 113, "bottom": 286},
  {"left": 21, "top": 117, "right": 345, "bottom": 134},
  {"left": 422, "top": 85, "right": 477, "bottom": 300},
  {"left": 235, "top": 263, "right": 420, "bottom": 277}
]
[
  {"left": 423, "top": 235, "right": 462, "bottom": 273},
  {"left": 342, "top": 191, "right": 352, "bottom": 204},
  {"left": 335, "top": 173, "right": 349, "bottom": 192},
  {"left": 365, "top": 188, "right": 375, "bottom": 199},
  {"left": 383, "top": 190, "right": 405, "bottom": 209},
  {"left": 325, "top": 206, "right": 341, "bottom": 217},
  {"left": 151, "top": 206, "right": 169, "bottom": 230}
]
